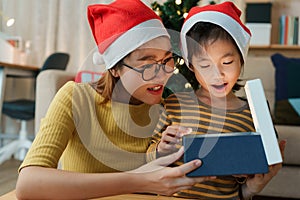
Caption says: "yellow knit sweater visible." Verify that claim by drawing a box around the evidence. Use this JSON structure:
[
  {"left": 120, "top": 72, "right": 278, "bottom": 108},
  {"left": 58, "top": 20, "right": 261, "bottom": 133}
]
[{"left": 20, "top": 81, "right": 160, "bottom": 173}]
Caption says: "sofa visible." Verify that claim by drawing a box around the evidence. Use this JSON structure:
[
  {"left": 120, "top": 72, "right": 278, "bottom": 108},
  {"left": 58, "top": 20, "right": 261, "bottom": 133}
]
[
  {"left": 35, "top": 60, "right": 300, "bottom": 198},
  {"left": 242, "top": 56, "right": 300, "bottom": 199}
]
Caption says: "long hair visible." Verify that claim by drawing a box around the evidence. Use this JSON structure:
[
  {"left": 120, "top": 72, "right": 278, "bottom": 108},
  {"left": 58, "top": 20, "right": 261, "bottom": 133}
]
[
  {"left": 90, "top": 61, "right": 123, "bottom": 104},
  {"left": 186, "top": 22, "right": 244, "bottom": 91}
]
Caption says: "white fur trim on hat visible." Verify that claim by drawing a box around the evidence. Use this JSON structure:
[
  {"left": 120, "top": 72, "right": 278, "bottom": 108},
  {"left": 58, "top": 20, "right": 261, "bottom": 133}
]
[
  {"left": 103, "top": 19, "right": 169, "bottom": 70},
  {"left": 181, "top": 11, "right": 251, "bottom": 65}
]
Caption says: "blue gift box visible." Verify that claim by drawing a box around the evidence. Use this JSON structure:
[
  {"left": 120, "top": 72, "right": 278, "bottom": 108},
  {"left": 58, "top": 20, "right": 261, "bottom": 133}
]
[{"left": 183, "top": 132, "right": 269, "bottom": 177}]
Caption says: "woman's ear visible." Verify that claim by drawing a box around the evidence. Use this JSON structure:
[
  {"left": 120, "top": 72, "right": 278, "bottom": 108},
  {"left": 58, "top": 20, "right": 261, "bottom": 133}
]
[{"left": 109, "top": 68, "right": 120, "bottom": 78}]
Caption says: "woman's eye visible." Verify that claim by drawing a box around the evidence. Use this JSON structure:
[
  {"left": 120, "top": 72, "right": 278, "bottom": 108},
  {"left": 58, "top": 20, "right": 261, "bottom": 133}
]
[{"left": 162, "top": 57, "right": 173, "bottom": 64}]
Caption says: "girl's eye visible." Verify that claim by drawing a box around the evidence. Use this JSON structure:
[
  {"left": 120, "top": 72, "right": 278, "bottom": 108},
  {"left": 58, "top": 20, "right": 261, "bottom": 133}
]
[
  {"left": 223, "top": 60, "right": 233, "bottom": 65},
  {"left": 199, "top": 64, "right": 210, "bottom": 68},
  {"left": 194, "top": 61, "right": 210, "bottom": 68},
  {"left": 194, "top": 60, "right": 211, "bottom": 68}
]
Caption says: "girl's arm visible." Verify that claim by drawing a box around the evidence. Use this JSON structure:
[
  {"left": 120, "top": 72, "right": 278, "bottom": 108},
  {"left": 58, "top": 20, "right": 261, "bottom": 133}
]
[
  {"left": 16, "top": 148, "right": 213, "bottom": 200},
  {"left": 241, "top": 140, "right": 286, "bottom": 199}
]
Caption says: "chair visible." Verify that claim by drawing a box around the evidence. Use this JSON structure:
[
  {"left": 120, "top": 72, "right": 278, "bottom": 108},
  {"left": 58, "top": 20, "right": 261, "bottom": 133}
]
[{"left": 0, "top": 52, "right": 69, "bottom": 164}]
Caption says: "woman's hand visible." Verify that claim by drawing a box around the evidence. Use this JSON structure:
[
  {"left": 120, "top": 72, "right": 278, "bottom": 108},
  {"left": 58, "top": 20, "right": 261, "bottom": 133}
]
[
  {"left": 242, "top": 140, "right": 286, "bottom": 199},
  {"left": 17, "top": 148, "right": 212, "bottom": 200},
  {"left": 157, "top": 125, "right": 192, "bottom": 156},
  {"left": 131, "top": 147, "right": 215, "bottom": 196}
]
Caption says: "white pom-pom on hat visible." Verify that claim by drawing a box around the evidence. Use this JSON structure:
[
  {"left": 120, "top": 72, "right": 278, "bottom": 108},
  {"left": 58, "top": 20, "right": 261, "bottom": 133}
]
[{"left": 92, "top": 51, "right": 105, "bottom": 65}]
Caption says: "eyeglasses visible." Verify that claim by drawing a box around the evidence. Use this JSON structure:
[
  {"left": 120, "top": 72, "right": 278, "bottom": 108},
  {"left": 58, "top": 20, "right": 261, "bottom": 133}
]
[{"left": 122, "top": 56, "right": 178, "bottom": 81}]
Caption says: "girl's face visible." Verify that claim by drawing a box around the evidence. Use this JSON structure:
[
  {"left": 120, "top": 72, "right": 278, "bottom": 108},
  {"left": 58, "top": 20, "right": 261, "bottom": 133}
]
[
  {"left": 113, "top": 36, "right": 173, "bottom": 105},
  {"left": 191, "top": 38, "right": 242, "bottom": 99}
]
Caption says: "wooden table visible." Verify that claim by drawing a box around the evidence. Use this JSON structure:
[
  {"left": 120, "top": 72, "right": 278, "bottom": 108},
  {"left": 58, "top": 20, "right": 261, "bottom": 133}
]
[{"left": 0, "top": 190, "right": 181, "bottom": 200}]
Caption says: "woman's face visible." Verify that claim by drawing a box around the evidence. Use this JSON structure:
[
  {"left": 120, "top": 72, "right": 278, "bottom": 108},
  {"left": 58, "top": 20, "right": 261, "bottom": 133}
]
[
  {"left": 191, "top": 38, "right": 242, "bottom": 99},
  {"left": 114, "top": 36, "right": 174, "bottom": 105}
]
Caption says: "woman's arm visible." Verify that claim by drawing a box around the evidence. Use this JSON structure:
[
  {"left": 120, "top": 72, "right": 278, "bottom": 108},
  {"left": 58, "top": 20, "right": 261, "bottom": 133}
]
[{"left": 16, "top": 148, "right": 213, "bottom": 200}]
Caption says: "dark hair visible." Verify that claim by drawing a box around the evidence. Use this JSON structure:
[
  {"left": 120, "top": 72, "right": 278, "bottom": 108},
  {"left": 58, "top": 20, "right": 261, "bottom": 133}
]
[{"left": 186, "top": 22, "right": 244, "bottom": 91}]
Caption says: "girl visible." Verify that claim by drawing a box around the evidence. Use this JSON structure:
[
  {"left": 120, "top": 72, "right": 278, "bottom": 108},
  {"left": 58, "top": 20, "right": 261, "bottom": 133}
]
[
  {"left": 15, "top": 0, "right": 212, "bottom": 199},
  {"left": 147, "top": 2, "right": 285, "bottom": 200}
]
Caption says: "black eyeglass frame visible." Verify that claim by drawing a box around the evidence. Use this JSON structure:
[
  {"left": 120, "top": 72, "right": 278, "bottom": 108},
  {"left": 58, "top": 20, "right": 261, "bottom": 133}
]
[{"left": 121, "top": 56, "right": 178, "bottom": 81}]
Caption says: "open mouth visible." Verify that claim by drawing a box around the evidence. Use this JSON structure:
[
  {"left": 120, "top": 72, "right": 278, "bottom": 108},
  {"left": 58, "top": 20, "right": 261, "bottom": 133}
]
[
  {"left": 212, "top": 83, "right": 227, "bottom": 90},
  {"left": 148, "top": 85, "right": 162, "bottom": 91},
  {"left": 147, "top": 85, "right": 163, "bottom": 94}
]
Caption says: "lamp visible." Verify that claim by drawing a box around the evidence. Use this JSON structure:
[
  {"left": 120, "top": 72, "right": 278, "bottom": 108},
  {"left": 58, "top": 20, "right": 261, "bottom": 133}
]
[{"left": 0, "top": 10, "right": 15, "bottom": 27}]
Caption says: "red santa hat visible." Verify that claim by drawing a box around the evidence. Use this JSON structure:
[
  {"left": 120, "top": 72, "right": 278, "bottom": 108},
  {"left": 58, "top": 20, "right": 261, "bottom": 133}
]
[
  {"left": 88, "top": 0, "right": 169, "bottom": 70},
  {"left": 180, "top": 1, "right": 251, "bottom": 65}
]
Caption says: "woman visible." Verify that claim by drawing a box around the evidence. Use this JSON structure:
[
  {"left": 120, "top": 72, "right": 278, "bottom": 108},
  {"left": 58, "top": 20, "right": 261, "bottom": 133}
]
[{"left": 15, "top": 0, "right": 213, "bottom": 199}]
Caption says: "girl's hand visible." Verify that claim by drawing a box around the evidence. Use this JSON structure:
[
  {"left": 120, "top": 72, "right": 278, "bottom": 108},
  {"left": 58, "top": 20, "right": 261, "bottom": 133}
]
[
  {"left": 242, "top": 140, "right": 286, "bottom": 198},
  {"left": 157, "top": 125, "right": 192, "bottom": 156},
  {"left": 132, "top": 147, "right": 216, "bottom": 196}
]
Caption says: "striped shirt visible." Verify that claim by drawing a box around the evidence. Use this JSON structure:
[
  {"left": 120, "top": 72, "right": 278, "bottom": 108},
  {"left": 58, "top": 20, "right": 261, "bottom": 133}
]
[{"left": 147, "top": 92, "right": 255, "bottom": 199}]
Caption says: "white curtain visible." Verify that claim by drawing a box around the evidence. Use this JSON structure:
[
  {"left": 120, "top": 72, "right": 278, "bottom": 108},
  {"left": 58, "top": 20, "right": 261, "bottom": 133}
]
[{"left": 1, "top": 0, "right": 112, "bottom": 72}]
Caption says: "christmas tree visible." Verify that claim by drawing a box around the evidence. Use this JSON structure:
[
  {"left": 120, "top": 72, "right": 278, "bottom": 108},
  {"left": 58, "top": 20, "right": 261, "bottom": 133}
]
[
  {"left": 151, "top": 0, "right": 200, "bottom": 32},
  {"left": 151, "top": 0, "right": 216, "bottom": 97}
]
